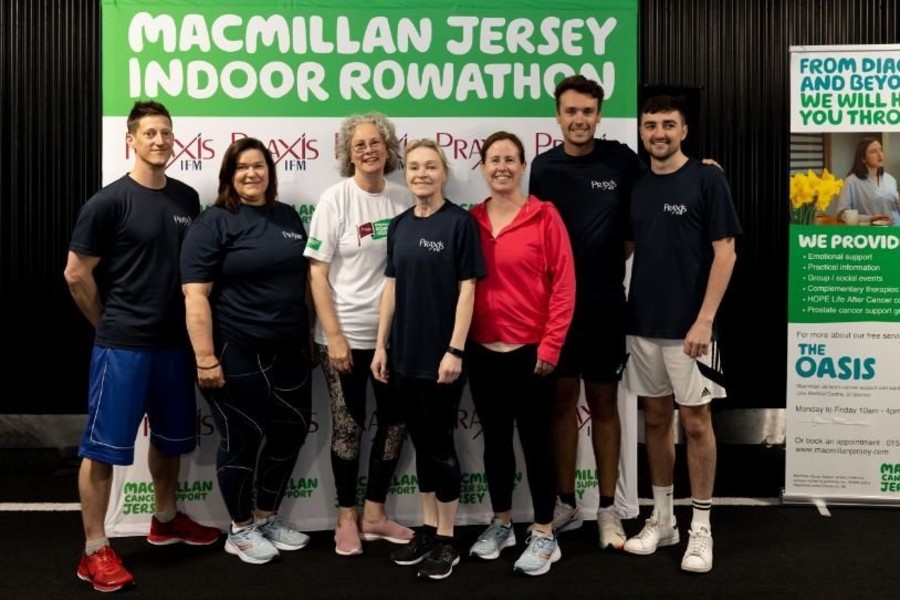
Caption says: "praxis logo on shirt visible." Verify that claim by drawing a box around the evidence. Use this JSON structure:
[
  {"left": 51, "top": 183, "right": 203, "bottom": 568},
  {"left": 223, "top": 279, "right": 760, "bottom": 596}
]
[
  {"left": 419, "top": 238, "right": 445, "bottom": 252},
  {"left": 663, "top": 203, "right": 688, "bottom": 216},
  {"left": 173, "top": 215, "right": 192, "bottom": 226},
  {"left": 591, "top": 179, "right": 617, "bottom": 191},
  {"left": 282, "top": 231, "right": 304, "bottom": 241}
]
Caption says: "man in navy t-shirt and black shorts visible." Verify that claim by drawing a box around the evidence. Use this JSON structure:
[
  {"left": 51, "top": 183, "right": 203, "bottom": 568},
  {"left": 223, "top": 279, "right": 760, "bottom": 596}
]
[
  {"left": 529, "top": 75, "right": 645, "bottom": 549},
  {"left": 65, "top": 101, "right": 219, "bottom": 593},
  {"left": 622, "top": 95, "right": 741, "bottom": 574}
]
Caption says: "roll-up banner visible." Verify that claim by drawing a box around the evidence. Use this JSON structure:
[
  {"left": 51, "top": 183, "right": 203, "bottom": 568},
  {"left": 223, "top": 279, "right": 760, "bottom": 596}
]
[
  {"left": 785, "top": 45, "right": 900, "bottom": 506},
  {"left": 100, "top": 0, "right": 640, "bottom": 534}
]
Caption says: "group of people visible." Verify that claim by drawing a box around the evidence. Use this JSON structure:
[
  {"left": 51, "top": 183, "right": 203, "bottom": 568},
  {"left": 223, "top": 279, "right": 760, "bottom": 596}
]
[{"left": 65, "top": 74, "right": 741, "bottom": 592}]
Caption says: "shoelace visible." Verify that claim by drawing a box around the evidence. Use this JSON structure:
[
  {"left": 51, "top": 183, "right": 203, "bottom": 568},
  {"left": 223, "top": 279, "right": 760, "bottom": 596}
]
[
  {"left": 482, "top": 523, "right": 509, "bottom": 542},
  {"left": 526, "top": 535, "right": 555, "bottom": 557},
  {"left": 94, "top": 549, "right": 120, "bottom": 571},
  {"left": 685, "top": 530, "right": 711, "bottom": 556},
  {"left": 636, "top": 519, "right": 661, "bottom": 540}
]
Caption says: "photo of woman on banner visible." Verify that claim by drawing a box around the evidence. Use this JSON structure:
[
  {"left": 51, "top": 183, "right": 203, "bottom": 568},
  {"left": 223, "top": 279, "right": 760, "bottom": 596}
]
[
  {"left": 836, "top": 136, "right": 900, "bottom": 226},
  {"left": 180, "top": 137, "right": 314, "bottom": 565},
  {"left": 466, "top": 131, "right": 576, "bottom": 577},
  {"left": 304, "top": 113, "right": 415, "bottom": 556},
  {"left": 371, "top": 139, "right": 485, "bottom": 580}
]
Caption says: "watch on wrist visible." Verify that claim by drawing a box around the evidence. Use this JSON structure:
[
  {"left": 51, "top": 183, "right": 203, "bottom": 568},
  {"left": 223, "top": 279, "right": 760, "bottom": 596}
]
[{"left": 446, "top": 346, "right": 465, "bottom": 358}]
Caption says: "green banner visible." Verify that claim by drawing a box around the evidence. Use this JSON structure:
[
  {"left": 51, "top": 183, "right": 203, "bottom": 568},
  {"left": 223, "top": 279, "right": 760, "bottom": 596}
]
[
  {"left": 789, "top": 225, "right": 900, "bottom": 323},
  {"left": 102, "top": 0, "right": 638, "bottom": 117}
]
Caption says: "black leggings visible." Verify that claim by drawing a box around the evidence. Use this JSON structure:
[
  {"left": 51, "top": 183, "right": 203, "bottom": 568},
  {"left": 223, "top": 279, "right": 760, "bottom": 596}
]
[
  {"left": 204, "top": 339, "right": 312, "bottom": 524},
  {"left": 319, "top": 346, "right": 406, "bottom": 508},
  {"left": 467, "top": 343, "right": 556, "bottom": 524},
  {"left": 398, "top": 375, "right": 465, "bottom": 503}
]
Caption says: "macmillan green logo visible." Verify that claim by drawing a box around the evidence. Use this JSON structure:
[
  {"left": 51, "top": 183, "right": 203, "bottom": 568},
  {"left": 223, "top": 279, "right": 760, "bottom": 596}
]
[
  {"left": 121, "top": 479, "right": 214, "bottom": 514},
  {"left": 285, "top": 477, "right": 319, "bottom": 499},
  {"left": 575, "top": 469, "right": 598, "bottom": 499},
  {"left": 102, "top": 2, "right": 638, "bottom": 117},
  {"left": 350, "top": 473, "right": 418, "bottom": 507},
  {"left": 307, "top": 237, "right": 323, "bottom": 251},
  {"left": 880, "top": 463, "right": 900, "bottom": 492},
  {"left": 373, "top": 218, "right": 390, "bottom": 240},
  {"left": 295, "top": 203, "right": 316, "bottom": 225},
  {"left": 459, "top": 471, "right": 522, "bottom": 504},
  {"left": 176, "top": 479, "right": 214, "bottom": 502}
]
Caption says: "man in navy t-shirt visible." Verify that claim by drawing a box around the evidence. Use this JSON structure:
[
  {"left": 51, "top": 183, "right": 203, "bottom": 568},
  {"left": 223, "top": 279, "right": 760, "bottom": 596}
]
[
  {"left": 529, "top": 75, "right": 644, "bottom": 548},
  {"left": 65, "top": 101, "right": 219, "bottom": 593},
  {"left": 622, "top": 95, "right": 741, "bottom": 575}
]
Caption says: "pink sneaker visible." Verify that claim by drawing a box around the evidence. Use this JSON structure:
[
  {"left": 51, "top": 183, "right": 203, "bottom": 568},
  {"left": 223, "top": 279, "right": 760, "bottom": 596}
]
[
  {"left": 359, "top": 517, "right": 414, "bottom": 544},
  {"left": 334, "top": 519, "right": 363, "bottom": 556}
]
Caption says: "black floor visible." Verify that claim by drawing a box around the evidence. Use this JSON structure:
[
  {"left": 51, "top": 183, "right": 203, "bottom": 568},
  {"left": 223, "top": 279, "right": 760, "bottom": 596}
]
[
  {"left": 4, "top": 505, "right": 900, "bottom": 599},
  {"left": 3, "top": 448, "right": 897, "bottom": 599}
]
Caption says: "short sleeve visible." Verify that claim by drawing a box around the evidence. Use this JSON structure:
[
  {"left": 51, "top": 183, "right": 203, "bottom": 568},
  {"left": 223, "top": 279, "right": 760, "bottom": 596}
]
[
  {"left": 69, "top": 192, "right": 117, "bottom": 257},
  {"left": 454, "top": 212, "right": 486, "bottom": 280},
  {"left": 384, "top": 214, "right": 399, "bottom": 278},
  {"left": 702, "top": 167, "right": 742, "bottom": 241},
  {"left": 180, "top": 216, "right": 224, "bottom": 284},
  {"left": 304, "top": 194, "right": 340, "bottom": 262}
]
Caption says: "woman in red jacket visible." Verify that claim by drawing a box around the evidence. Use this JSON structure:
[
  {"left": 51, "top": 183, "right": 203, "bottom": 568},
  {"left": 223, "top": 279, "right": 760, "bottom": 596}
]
[{"left": 466, "top": 131, "right": 576, "bottom": 576}]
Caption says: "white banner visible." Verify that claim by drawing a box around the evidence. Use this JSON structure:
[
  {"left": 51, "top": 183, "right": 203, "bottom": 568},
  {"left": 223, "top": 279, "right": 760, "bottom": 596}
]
[{"left": 106, "top": 374, "right": 638, "bottom": 535}]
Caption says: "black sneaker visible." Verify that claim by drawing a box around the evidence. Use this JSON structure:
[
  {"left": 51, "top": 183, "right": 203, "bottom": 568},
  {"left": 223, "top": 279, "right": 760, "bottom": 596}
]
[
  {"left": 417, "top": 541, "right": 460, "bottom": 580},
  {"left": 391, "top": 529, "right": 435, "bottom": 566}
]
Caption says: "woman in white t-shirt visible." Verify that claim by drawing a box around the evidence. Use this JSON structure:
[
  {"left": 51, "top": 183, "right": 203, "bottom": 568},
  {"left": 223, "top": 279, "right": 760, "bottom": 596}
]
[{"left": 304, "top": 113, "right": 414, "bottom": 556}]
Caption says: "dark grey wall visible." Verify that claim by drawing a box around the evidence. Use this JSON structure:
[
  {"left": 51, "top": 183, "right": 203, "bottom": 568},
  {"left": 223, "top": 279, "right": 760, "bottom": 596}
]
[{"left": 2, "top": 1, "right": 898, "bottom": 413}]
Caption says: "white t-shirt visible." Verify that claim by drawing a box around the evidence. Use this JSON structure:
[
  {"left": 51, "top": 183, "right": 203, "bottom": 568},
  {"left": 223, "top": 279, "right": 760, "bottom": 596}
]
[{"left": 304, "top": 177, "right": 413, "bottom": 348}]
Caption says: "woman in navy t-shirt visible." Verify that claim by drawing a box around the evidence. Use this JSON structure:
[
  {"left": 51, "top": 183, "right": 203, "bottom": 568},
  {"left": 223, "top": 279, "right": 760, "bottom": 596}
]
[{"left": 371, "top": 139, "right": 485, "bottom": 580}]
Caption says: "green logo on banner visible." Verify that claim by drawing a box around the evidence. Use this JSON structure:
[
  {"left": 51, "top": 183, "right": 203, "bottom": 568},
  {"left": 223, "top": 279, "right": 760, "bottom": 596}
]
[
  {"left": 285, "top": 477, "right": 319, "bottom": 499},
  {"left": 102, "top": 0, "right": 638, "bottom": 117}
]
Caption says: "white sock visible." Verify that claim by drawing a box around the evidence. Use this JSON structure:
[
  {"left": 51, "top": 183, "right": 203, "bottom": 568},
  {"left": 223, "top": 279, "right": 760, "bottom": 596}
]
[
  {"left": 85, "top": 537, "right": 109, "bottom": 556},
  {"left": 691, "top": 498, "right": 712, "bottom": 531},
  {"left": 652, "top": 485, "right": 674, "bottom": 526},
  {"left": 154, "top": 510, "right": 177, "bottom": 524}
]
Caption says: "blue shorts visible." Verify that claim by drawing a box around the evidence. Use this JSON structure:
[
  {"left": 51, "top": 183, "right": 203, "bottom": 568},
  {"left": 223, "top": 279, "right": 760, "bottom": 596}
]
[{"left": 78, "top": 346, "right": 197, "bottom": 466}]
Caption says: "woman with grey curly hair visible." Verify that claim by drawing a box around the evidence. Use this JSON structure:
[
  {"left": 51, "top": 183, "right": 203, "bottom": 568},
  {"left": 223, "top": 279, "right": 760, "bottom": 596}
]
[{"left": 304, "top": 112, "right": 414, "bottom": 557}]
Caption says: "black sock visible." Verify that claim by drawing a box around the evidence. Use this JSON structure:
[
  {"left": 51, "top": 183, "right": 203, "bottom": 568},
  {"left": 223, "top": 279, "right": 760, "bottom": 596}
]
[
  {"left": 559, "top": 493, "right": 577, "bottom": 508},
  {"left": 600, "top": 495, "right": 615, "bottom": 508}
]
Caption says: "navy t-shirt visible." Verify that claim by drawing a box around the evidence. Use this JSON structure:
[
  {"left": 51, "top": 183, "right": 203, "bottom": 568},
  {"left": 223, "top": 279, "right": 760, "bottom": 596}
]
[
  {"left": 529, "top": 140, "right": 645, "bottom": 330},
  {"left": 628, "top": 159, "right": 742, "bottom": 339},
  {"left": 385, "top": 201, "right": 485, "bottom": 380},
  {"left": 69, "top": 175, "right": 200, "bottom": 349},
  {"left": 180, "top": 202, "right": 310, "bottom": 348}
]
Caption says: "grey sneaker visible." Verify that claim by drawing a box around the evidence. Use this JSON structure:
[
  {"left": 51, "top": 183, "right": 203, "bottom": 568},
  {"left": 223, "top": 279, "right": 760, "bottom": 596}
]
[
  {"left": 681, "top": 525, "right": 714, "bottom": 573},
  {"left": 623, "top": 516, "right": 679, "bottom": 555},
  {"left": 258, "top": 516, "right": 310, "bottom": 551},
  {"left": 596, "top": 506, "right": 626, "bottom": 550},
  {"left": 224, "top": 525, "right": 280, "bottom": 565},
  {"left": 513, "top": 531, "right": 561, "bottom": 576},
  {"left": 529, "top": 498, "right": 583, "bottom": 534},
  {"left": 551, "top": 498, "right": 583, "bottom": 533},
  {"left": 469, "top": 519, "right": 516, "bottom": 560}
]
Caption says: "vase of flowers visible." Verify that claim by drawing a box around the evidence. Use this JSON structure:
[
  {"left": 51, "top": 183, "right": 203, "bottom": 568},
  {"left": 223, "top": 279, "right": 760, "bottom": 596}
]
[{"left": 789, "top": 169, "right": 843, "bottom": 224}]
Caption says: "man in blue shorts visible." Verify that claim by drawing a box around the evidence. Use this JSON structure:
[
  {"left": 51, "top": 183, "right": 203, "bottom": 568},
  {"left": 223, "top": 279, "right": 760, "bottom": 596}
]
[
  {"left": 64, "top": 101, "right": 220, "bottom": 593},
  {"left": 622, "top": 95, "right": 740, "bottom": 574},
  {"left": 530, "top": 75, "right": 645, "bottom": 549}
]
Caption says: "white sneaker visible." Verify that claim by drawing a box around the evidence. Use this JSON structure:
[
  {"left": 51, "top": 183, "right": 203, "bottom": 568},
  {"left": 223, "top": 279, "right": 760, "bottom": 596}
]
[
  {"left": 596, "top": 506, "right": 626, "bottom": 550},
  {"left": 623, "top": 516, "right": 679, "bottom": 555},
  {"left": 528, "top": 498, "right": 583, "bottom": 534},
  {"left": 681, "top": 525, "right": 714, "bottom": 573}
]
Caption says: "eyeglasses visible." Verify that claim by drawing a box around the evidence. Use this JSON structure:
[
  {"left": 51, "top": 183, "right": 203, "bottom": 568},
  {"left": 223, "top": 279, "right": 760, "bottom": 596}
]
[{"left": 352, "top": 140, "right": 384, "bottom": 155}]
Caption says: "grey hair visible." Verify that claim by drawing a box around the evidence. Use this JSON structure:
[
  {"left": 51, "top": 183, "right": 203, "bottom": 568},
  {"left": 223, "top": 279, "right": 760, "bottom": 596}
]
[
  {"left": 404, "top": 138, "right": 451, "bottom": 175},
  {"left": 336, "top": 112, "right": 401, "bottom": 177}
]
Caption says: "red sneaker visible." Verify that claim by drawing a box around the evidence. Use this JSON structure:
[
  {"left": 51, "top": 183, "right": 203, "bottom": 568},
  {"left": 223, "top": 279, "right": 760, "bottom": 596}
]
[
  {"left": 76, "top": 546, "right": 135, "bottom": 592},
  {"left": 147, "top": 511, "right": 221, "bottom": 546}
]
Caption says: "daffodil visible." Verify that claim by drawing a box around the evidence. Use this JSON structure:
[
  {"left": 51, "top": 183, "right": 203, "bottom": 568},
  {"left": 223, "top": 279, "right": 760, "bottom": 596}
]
[{"left": 789, "top": 169, "right": 843, "bottom": 224}]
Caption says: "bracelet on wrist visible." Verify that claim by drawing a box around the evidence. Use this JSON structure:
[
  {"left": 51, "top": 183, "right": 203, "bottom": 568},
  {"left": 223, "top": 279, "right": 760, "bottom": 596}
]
[
  {"left": 446, "top": 346, "right": 464, "bottom": 358},
  {"left": 196, "top": 362, "right": 220, "bottom": 370}
]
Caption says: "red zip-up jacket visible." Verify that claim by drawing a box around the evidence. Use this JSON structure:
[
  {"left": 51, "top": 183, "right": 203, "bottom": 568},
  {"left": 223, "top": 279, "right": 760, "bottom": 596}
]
[{"left": 469, "top": 195, "right": 576, "bottom": 366}]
